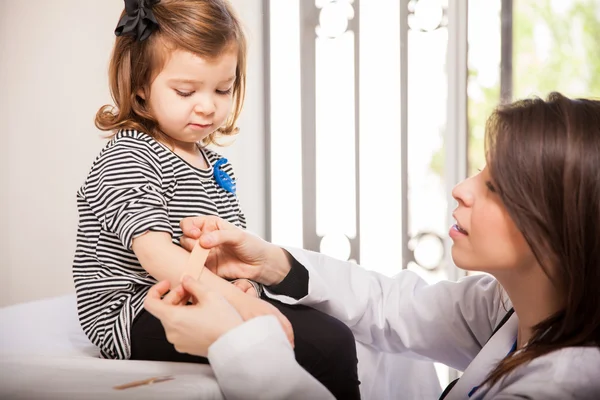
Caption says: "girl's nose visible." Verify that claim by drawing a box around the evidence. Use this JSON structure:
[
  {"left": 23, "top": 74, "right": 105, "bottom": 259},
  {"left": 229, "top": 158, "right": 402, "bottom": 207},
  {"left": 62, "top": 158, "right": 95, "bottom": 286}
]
[{"left": 194, "top": 94, "right": 215, "bottom": 116}]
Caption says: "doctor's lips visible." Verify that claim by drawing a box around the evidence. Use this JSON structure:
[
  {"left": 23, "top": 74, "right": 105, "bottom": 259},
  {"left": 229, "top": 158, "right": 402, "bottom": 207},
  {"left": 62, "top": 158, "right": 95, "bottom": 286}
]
[{"left": 451, "top": 216, "right": 469, "bottom": 235}]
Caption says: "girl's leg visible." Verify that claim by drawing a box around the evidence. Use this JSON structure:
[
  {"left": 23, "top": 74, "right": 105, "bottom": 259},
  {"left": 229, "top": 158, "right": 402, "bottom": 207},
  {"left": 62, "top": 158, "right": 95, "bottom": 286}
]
[
  {"left": 131, "top": 298, "right": 361, "bottom": 399},
  {"left": 265, "top": 297, "right": 361, "bottom": 400},
  {"left": 130, "top": 308, "right": 210, "bottom": 364}
]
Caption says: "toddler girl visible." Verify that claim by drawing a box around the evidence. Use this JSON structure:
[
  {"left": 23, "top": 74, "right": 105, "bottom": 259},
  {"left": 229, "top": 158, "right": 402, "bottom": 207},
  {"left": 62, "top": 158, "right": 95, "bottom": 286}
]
[{"left": 73, "top": 0, "right": 359, "bottom": 398}]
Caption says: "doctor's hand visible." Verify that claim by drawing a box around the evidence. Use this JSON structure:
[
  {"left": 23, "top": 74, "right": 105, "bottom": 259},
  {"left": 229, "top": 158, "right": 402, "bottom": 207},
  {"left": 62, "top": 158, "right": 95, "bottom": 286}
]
[
  {"left": 179, "top": 216, "right": 292, "bottom": 286},
  {"left": 144, "top": 277, "right": 243, "bottom": 357},
  {"left": 227, "top": 293, "right": 294, "bottom": 348}
]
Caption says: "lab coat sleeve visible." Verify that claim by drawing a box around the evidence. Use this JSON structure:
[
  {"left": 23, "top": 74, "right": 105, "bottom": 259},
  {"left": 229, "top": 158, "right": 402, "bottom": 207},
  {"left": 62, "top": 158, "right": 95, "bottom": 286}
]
[
  {"left": 265, "top": 247, "right": 507, "bottom": 371},
  {"left": 208, "top": 315, "right": 334, "bottom": 400}
]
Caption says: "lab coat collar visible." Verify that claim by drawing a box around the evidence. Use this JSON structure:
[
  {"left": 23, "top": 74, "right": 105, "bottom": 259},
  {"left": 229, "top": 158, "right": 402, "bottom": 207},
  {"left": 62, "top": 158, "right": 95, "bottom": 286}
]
[{"left": 444, "top": 311, "right": 519, "bottom": 400}]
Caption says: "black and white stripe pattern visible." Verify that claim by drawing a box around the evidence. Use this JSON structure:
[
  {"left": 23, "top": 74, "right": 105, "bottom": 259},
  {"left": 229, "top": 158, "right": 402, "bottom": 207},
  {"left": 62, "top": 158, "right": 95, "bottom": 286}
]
[{"left": 73, "top": 130, "right": 246, "bottom": 359}]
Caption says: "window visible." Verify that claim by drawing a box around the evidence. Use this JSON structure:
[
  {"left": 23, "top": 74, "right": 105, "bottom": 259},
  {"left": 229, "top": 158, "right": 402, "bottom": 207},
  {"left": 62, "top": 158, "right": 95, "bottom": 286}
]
[{"left": 265, "top": 0, "right": 600, "bottom": 389}]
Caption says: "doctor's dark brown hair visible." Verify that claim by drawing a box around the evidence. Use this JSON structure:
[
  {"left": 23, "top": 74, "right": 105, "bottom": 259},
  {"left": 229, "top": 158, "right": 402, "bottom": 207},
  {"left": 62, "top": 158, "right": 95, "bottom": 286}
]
[
  {"left": 483, "top": 92, "right": 600, "bottom": 386},
  {"left": 95, "top": 0, "right": 247, "bottom": 146}
]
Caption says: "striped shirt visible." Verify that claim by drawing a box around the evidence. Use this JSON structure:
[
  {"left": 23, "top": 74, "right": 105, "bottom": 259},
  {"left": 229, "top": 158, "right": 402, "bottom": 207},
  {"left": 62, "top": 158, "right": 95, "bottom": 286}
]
[{"left": 73, "top": 130, "right": 246, "bottom": 359}]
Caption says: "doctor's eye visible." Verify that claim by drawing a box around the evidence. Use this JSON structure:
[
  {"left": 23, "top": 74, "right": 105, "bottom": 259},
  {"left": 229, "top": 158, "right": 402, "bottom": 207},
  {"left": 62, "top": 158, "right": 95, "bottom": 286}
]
[{"left": 485, "top": 181, "right": 497, "bottom": 193}]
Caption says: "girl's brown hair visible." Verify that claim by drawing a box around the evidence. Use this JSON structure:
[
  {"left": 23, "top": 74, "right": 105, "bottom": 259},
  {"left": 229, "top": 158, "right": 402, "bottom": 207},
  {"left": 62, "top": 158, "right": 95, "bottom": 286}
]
[
  {"left": 96, "top": 0, "right": 246, "bottom": 146},
  {"left": 483, "top": 92, "right": 600, "bottom": 386}
]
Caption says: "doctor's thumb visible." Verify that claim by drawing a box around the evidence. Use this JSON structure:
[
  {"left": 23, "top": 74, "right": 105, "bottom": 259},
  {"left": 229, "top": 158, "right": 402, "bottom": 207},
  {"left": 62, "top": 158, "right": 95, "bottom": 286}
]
[
  {"left": 181, "top": 276, "right": 209, "bottom": 303},
  {"left": 200, "top": 229, "right": 243, "bottom": 249}
]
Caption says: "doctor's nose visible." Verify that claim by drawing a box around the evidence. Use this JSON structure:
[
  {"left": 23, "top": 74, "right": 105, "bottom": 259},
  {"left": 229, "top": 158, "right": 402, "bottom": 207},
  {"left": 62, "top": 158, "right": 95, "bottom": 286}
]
[
  {"left": 193, "top": 95, "right": 216, "bottom": 116},
  {"left": 452, "top": 179, "right": 474, "bottom": 207}
]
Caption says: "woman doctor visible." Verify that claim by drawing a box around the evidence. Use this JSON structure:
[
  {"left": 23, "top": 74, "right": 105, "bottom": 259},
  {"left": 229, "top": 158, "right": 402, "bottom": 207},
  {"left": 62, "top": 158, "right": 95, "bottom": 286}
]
[{"left": 144, "top": 92, "right": 600, "bottom": 399}]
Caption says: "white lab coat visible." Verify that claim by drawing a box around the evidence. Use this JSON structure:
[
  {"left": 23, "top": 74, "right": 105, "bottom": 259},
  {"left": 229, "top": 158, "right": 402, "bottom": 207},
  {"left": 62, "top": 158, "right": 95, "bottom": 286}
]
[{"left": 207, "top": 248, "right": 600, "bottom": 399}]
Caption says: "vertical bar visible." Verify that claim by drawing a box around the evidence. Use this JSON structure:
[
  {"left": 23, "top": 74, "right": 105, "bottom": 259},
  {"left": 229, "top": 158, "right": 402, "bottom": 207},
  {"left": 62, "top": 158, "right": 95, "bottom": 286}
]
[
  {"left": 300, "top": 2, "right": 320, "bottom": 252},
  {"left": 349, "top": 0, "right": 361, "bottom": 263},
  {"left": 399, "top": 0, "right": 409, "bottom": 269},
  {"left": 445, "top": 0, "right": 469, "bottom": 281},
  {"left": 500, "top": 0, "right": 513, "bottom": 104},
  {"left": 446, "top": 0, "right": 469, "bottom": 384},
  {"left": 263, "top": 0, "right": 272, "bottom": 241}
]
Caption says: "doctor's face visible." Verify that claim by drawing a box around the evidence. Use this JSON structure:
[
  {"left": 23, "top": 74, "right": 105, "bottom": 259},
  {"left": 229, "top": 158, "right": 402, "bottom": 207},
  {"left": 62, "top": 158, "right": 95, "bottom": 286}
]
[{"left": 449, "top": 166, "right": 534, "bottom": 273}]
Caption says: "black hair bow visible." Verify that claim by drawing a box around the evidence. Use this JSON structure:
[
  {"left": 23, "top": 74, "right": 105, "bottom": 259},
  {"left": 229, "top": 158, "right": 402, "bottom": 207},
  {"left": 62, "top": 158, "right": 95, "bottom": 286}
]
[{"left": 114, "top": 0, "right": 161, "bottom": 42}]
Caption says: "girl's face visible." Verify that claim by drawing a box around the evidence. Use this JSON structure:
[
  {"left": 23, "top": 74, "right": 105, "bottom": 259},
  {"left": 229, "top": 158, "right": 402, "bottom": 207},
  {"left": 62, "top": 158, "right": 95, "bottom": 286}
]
[
  {"left": 145, "top": 47, "right": 237, "bottom": 149},
  {"left": 450, "top": 166, "right": 536, "bottom": 274}
]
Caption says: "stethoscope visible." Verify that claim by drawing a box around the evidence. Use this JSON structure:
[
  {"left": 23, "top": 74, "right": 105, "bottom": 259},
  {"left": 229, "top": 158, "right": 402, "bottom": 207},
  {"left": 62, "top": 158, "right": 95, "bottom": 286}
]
[
  {"left": 439, "top": 308, "right": 516, "bottom": 400},
  {"left": 467, "top": 339, "right": 518, "bottom": 398},
  {"left": 213, "top": 158, "right": 236, "bottom": 194}
]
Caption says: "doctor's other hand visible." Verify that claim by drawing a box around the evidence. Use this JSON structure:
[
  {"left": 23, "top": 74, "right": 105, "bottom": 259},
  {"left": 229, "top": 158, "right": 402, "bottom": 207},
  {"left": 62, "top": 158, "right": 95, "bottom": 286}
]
[
  {"left": 144, "top": 277, "right": 243, "bottom": 357},
  {"left": 179, "top": 216, "right": 292, "bottom": 286},
  {"left": 229, "top": 293, "right": 295, "bottom": 348}
]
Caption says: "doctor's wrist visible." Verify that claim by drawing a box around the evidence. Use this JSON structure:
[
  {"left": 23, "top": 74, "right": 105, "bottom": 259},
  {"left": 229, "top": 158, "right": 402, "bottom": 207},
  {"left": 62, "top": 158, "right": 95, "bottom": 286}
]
[
  {"left": 264, "top": 250, "right": 309, "bottom": 300},
  {"left": 259, "top": 246, "right": 293, "bottom": 286}
]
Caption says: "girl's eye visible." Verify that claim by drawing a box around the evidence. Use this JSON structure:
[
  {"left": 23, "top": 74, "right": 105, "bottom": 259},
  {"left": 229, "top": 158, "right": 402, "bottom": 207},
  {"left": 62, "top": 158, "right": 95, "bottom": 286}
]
[
  {"left": 216, "top": 88, "right": 233, "bottom": 95},
  {"left": 485, "top": 181, "right": 497, "bottom": 193},
  {"left": 175, "top": 90, "right": 193, "bottom": 97}
]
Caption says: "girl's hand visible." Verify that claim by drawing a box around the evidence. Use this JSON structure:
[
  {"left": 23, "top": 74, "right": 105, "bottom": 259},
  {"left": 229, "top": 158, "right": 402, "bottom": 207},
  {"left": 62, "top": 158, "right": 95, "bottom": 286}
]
[
  {"left": 144, "top": 277, "right": 243, "bottom": 357},
  {"left": 231, "top": 279, "right": 259, "bottom": 297},
  {"left": 179, "top": 216, "right": 291, "bottom": 286}
]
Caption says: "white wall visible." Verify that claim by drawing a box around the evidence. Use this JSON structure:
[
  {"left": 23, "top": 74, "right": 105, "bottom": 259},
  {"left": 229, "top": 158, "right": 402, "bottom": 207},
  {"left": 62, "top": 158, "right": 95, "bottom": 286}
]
[
  {"left": 214, "top": 0, "right": 266, "bottom": 238},
  {"left": 0, "top": 0, "right": 265, "bottom": 307}
]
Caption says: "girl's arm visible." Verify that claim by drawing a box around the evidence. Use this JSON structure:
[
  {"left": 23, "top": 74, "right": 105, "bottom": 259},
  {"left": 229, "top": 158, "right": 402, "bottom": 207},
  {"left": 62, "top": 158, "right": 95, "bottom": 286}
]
[
  {"left": 132, "top": 231, "right": 254, "bottom": 305},
  {"left": 132, "top": 231, "right": 295, "bottom": 345}
]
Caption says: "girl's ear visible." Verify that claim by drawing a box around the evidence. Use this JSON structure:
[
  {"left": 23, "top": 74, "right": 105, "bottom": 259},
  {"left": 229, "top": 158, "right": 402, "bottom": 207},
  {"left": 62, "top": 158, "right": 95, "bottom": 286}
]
[{"left": 137, "top": 86, "right": 148, "bottom": 100}]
